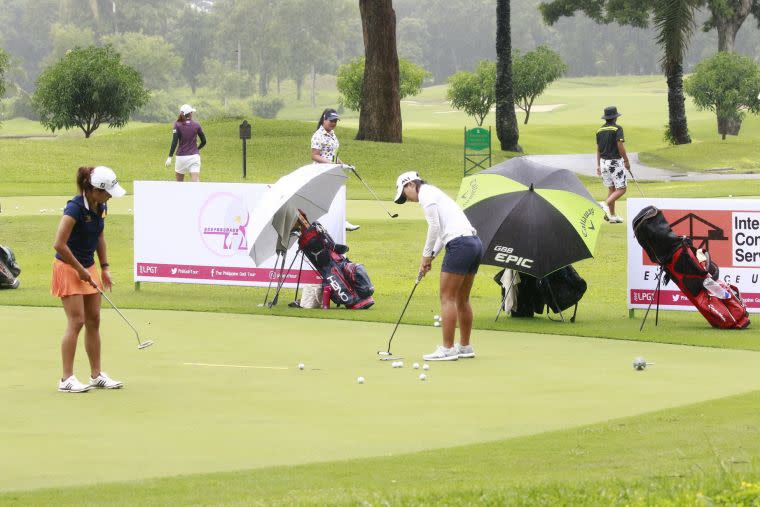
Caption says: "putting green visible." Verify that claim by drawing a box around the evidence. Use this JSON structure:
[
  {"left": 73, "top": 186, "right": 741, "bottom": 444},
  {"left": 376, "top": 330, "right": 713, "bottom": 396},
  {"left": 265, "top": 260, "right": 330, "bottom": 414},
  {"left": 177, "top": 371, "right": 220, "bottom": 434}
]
[{"left": 2, "top": 305, "right": 759, "bottom": 492}]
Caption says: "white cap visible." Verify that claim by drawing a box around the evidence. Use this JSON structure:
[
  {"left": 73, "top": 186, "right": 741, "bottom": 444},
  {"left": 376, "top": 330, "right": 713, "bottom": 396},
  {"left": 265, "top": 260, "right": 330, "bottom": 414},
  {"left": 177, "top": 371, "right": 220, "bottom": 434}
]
[
  {"left": 179, "top": 104, "right": 196, "bottom": 115},
  {"left": 90, "top": 166, "right": 126, "bottom": 198},
  {"left": 394, "top": 171, "right": 421, "bottom": 204}
]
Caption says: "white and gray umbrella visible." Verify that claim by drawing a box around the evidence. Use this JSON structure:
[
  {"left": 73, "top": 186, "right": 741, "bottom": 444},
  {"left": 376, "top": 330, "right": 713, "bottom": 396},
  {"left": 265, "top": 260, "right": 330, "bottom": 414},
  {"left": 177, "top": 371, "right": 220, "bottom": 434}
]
[{"left": 248, "top": 163, "right": 348, "bottom": 266}]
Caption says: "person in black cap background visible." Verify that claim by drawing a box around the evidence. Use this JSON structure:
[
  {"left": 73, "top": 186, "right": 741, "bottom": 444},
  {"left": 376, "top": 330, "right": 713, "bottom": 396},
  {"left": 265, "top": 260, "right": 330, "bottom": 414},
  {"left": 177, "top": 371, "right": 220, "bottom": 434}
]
[
  {"left": 595, "top": 106, "right": 630, "bottom": 223},
  {"left": 310, "top": 108, "right": 360, "bottom": 231}
]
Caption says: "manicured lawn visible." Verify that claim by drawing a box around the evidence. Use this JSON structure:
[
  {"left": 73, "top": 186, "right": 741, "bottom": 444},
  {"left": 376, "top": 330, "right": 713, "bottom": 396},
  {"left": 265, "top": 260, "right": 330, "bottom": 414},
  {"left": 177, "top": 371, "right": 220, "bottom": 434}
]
[{"left": 1, "top": 74, "right": 759, "bottom": 505}]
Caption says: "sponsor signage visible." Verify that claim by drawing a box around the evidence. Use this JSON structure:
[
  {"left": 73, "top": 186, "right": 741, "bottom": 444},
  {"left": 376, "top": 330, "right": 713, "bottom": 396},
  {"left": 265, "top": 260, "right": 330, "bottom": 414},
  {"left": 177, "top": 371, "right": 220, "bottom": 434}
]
[
  {"left": 627, "top": 198, "right": 760, "bottom": 312},
  {"left": 134, "top": 181, "right": 345, "bottom": 287}
]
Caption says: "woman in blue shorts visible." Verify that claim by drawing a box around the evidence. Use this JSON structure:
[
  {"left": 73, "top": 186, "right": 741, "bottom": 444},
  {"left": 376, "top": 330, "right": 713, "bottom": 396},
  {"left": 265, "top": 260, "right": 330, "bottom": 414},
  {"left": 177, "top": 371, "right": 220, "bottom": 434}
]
[{"left": 394, "top": 171, "right": 484, "bottom": 361}]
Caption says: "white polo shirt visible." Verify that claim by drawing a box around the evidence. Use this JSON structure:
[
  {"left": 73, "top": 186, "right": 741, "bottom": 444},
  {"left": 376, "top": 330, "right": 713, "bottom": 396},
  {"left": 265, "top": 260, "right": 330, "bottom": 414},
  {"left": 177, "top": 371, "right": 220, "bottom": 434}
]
[{"left": 418, "top": 184, "right": 476, "bottom": 257}]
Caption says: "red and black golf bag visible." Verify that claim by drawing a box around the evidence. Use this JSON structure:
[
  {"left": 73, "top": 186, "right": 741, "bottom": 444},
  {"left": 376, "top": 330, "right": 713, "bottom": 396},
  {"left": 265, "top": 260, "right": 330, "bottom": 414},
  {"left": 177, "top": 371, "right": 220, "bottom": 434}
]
[
  {"left": 297, "top": 221, "right": 375, "bottom": 309},
  {"left": 632, "top": 206, "right": 749, "bottom": 329},
  {"left": 0, "top": 245, "right": 21, "bottom": 289}
]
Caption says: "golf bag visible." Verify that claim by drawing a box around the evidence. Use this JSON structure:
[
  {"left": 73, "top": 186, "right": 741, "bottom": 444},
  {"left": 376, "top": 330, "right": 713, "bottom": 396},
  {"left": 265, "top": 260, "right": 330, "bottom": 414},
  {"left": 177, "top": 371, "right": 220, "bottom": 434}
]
[
  {"left": 0, "top": 244, "right": 21, "bottom": 289},
  {"left": 494, "top": 266, "right": 585, "bottom": 321},
  {"left": 536, "top": 265, "right": 587, "bottom": 322},
  {"left": 633, "top": 206, "right": 750, "bottom": 329},
  {"left": 297, "top": 221, "right": 374, "bottom": 309}
]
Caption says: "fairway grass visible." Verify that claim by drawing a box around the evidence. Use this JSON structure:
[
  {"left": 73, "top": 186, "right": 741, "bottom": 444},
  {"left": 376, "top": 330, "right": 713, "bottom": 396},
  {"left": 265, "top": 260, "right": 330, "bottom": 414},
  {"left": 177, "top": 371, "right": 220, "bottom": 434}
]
[
  {"left": 2, "top": 305, "right": 760, "bottom": 494},
  {"left": 2, "top": 74, "right": 760, "bottom": 505}
]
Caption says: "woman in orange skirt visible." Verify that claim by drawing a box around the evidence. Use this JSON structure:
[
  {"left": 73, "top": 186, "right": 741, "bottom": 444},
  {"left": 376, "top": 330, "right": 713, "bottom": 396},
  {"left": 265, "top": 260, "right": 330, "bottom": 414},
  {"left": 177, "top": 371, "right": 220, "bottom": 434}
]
[{"left": 52, "top": 166, "right": 126, "bottom": 393}]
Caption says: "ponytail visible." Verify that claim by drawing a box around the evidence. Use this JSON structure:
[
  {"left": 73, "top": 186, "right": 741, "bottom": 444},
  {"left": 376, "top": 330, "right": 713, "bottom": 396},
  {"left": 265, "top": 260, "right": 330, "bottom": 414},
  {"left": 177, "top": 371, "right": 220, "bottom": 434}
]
[{"left": 76, "top": 166, "right": 95, "bottom": 194}]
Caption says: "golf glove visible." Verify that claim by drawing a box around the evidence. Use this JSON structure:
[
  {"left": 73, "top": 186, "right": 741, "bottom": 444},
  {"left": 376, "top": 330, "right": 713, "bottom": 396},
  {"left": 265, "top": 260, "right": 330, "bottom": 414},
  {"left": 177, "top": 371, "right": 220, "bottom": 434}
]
[{"left": 165, "top": 157, "right": 172, "bottom": 168}]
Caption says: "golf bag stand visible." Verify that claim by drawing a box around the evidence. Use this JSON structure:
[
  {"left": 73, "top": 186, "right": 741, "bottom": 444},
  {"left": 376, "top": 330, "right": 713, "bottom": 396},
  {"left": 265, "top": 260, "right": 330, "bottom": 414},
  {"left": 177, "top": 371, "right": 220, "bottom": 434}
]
[
  {"left": 633, "top": 206, "right": 750, "bottom": 330},
  {"left": 297, "top": 218, "right": 375, "bottom": 309}
]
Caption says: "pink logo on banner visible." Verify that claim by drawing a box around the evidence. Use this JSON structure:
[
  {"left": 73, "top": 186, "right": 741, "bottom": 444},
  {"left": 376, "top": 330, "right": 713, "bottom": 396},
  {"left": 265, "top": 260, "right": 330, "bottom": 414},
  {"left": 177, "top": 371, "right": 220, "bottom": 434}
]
[{"left": 198, "top": 192, "right": 250, "bottom": 257}]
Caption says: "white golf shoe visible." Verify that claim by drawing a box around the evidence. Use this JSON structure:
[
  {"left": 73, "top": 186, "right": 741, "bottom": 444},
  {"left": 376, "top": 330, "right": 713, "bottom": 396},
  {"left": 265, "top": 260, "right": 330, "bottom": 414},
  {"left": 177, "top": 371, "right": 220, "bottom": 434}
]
[
  {"left": 456, "top": 344, "right": 476, "bottom": 359},
  {"left": 58, "top": 375, "right": 92, "bottom": 393},
  {"left": 89, "top": 372, "right": 123, "bottom": 389},
  {"left": 345, "top": 221, "right": 361, "bottom": 231},
  {"left": 599, "top": 201, "right": 611, "bottom": 221},
  {"left": 609, "top": 215, "right": 624, "bottom": 224},
  {"left": 423, "top": 345, "right": 459, "bottom": 361}
]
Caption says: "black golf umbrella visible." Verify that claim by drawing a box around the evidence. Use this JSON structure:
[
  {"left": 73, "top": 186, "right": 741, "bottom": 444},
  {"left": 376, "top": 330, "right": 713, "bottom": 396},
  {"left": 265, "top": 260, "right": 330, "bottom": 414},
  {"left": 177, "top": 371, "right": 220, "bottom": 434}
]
[{"left": 457, "top": 157, "right": 603, "bottom": 278}]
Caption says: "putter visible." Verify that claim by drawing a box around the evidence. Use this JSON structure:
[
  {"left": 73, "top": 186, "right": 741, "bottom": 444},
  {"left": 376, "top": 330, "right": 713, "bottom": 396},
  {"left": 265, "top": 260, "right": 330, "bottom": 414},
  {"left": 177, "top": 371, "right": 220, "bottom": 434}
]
[
  {"left": 347, "top": 166, "right": 399, "bottom": 219},
  {"left": 377, "top": 271, "right": 424, "bottom": 360},
  {"left": 628, "top": 168, "right": 645, "bottom": 197},
  {"left": 97, "top": 287, "right": 154, "bottom": 350}
]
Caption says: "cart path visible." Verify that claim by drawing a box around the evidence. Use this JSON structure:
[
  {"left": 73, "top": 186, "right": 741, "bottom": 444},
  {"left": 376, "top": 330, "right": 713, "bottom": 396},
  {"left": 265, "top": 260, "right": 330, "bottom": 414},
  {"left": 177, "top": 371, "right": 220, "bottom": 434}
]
[{"left": 525, "top": 153, "right": 760, "bottom": 181}]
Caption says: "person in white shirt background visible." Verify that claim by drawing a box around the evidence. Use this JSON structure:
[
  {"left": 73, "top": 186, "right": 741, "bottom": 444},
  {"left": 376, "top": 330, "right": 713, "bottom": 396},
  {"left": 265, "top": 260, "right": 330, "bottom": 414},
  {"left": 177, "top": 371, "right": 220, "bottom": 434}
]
[
  {"left": 310, "top": 108, "right": 360, "bottom": 232},
  {"left": 394, "top": 171, "right": 484, "bottom": 361}
]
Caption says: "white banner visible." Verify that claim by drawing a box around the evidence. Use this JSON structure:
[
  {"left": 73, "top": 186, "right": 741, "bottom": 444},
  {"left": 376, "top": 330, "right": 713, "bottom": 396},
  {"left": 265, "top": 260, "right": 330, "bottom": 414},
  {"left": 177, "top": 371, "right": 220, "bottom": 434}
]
[
  {"left": 134, "top": 181, "right": 345, "bottom": 287},
  {"left": 627, "top": 197, "right": 760, "bottom": 312}
]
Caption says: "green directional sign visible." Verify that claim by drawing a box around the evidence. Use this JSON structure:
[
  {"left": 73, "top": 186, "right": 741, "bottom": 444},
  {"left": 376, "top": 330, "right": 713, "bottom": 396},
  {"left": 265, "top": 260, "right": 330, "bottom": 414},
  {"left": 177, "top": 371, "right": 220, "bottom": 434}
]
[{"left": 465, "top": 127, "right": 490, "bottom": 151}]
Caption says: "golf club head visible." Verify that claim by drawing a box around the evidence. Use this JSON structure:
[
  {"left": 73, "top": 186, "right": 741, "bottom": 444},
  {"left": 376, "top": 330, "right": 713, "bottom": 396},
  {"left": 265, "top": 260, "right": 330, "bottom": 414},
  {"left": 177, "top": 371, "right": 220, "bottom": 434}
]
[
  {"left": 138, "top": 340, "right": 154, "bottom": 350},
  {"left": 379, "top": 355, "right": 403, "bottom": 361},
  {"left": 377, "top": 350, "right": 392, "bottom": 356},
  {"left": 390, "top": 213, "right": 399, "bottom": 218}
]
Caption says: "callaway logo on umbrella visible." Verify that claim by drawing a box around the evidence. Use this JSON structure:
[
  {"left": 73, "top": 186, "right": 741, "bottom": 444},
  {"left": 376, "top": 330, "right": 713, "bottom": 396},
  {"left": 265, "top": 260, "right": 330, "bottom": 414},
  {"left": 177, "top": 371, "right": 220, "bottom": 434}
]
[{"left": 457, "top": 156, "right": 603, "bottom": 278}]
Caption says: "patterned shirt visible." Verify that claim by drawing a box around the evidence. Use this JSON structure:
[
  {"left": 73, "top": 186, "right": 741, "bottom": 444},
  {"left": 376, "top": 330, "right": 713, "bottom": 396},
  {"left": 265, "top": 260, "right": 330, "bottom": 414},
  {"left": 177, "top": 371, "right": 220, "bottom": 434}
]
[{"left": 310, "top": 126, "right": 339, "bottom": 162}]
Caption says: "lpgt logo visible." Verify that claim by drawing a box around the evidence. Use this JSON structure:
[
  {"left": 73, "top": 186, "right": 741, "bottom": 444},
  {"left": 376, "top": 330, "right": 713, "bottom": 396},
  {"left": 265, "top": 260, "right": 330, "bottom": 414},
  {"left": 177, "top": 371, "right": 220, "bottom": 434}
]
[
  {"left": 493, "top": 245, "right": 533, "bottom": 269},
  {"left": 327, "top": 275, "right": 350, "bottom": 302}
]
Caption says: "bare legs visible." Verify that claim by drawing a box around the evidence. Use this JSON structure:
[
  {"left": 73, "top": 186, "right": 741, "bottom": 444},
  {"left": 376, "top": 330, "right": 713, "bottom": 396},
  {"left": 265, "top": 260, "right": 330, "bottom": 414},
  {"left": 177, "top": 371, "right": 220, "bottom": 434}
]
[
  {"left": 604, "top": 186, "right": 626, "bottom": 216},
  {"left": 175, "top": 172, "right": 200, "bottom": 182},
  {"left": 439, "top": 271, "right": 477, "bottom": 348},
  {"left": 61, "top": 292, "right": 102, "bottom": 380}
]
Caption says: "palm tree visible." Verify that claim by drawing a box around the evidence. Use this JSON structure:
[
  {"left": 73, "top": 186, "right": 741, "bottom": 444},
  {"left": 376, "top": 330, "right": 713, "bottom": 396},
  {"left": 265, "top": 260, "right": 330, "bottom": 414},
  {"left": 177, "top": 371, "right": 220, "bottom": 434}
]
[
  {"left": 495, "top": 0, "right": 522, "bottom": 152},
  {"left": 654, "top": 0, "right": 698, "bottom": 145}
]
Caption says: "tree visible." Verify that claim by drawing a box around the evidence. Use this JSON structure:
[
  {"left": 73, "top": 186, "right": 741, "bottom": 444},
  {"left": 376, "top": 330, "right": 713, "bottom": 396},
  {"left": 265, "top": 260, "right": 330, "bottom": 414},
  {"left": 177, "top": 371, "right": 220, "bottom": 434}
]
[
  {"left": 702, "top": 0, "right": 758, "bottom": 52},
  {"left": 540, "top": 0, "right": 697, "bottom": 145},
  {"left": 654, "top": 0, "right": 697, "bottom": 144},
  {"left": 685, "top": 51, "right": 760, "bottom": 139},
  {"left": 495, "top": 0, "right": 522, "bottom": 152},
  {"left": 512, "top": 45, "right": 566, "bottom": 124},
  {"left": 33, "top": 46, "right": 149, "bottom": 138},
  {"left": 102, "top": 33, "right": 182, "bottom": 90},
  {"left": 45, "top": 23, "right": 95, "bottom": 66},
  {"left": 357, "top": 0, "right": 402, "bottom": 142},
  {"left": 199, "top": 59, "right": 254, "bottom": 104},
  {"left": 0, "top": 49, "right": 9, "bottom": 99},
  {"left": 446, "top": 60, "right": 496, "bottom": 126},
  {"left": 170, "top": 7, "right": 214, "bottom": 94},
  {"left": 337, "top": 57, "right": 429, "bottom": 111}
]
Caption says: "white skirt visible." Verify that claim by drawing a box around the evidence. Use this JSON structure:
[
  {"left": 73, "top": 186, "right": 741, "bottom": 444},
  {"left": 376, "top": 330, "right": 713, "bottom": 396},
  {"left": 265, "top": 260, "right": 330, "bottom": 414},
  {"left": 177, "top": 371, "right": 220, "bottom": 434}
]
[{"left": 175, "top": 154, "right": 201, "bottom": 174}]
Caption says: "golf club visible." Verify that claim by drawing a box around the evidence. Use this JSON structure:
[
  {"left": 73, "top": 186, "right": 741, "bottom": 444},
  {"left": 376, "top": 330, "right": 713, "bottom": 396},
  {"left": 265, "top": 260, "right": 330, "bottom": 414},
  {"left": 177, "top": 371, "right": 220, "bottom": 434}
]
[
  {"left": 97, "top": 287, "right": 154, "bottom": 349},
  {"left": 377, "top": 271, "right": 424, "bottom": 359},
  {"left": 627, "top": 168, "right": 645, "bottom": 197},
  {"left": 346, "top": 165, "right": 399, "bottom": 219}
]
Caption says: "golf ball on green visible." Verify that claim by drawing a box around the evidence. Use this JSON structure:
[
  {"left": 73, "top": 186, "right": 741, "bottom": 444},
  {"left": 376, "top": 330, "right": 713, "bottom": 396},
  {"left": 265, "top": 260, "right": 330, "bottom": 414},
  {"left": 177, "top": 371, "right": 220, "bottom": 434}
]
[
  {"left": 423, "top": 364, "right": 430, "bottom": 371},
  {"left": 357, "top": 376, "right": 365, "bottom": 384},
  {"left": 419, "top": 373, "right": 427, "bottom": 381},
  {"left": 413, "top": 362, "right": 420, "bottom": 369},
  {"left": 433, "top": 322, "right": 441, "bottom": 327},
  {"left": 434, "top": 315, "right": 441, "bottom": 321},
  {"left": 298, "top": 363, "right": 305, "bottom": 370}
]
